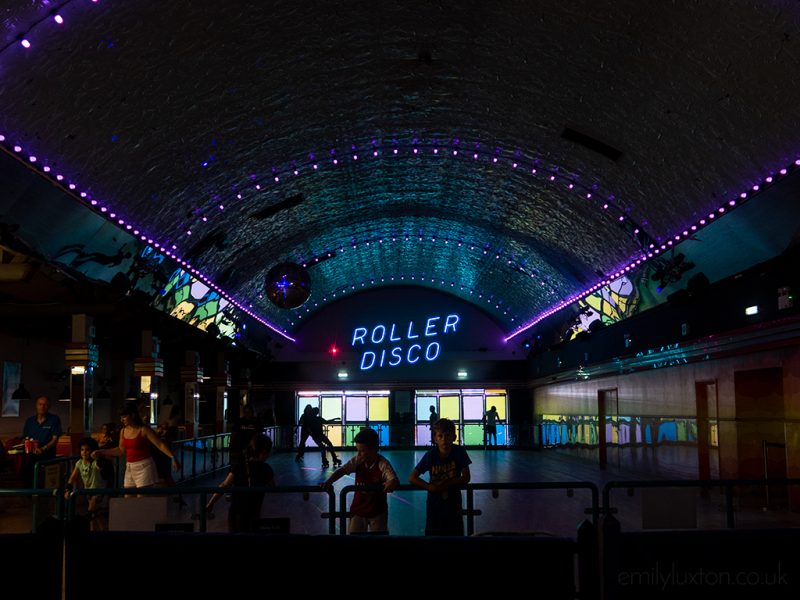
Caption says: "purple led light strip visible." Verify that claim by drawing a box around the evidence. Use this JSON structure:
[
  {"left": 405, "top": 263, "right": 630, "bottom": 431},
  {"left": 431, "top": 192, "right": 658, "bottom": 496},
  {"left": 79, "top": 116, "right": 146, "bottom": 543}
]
[
  {"left": 195, "top": 139, "right": 634, "bottom": 246},
  {"left": 503, "top": 157, "right": 800, "bottom": 342},
  {"left": 0, "top": 139, "right": 296, "bottom": 343},
  {"left": 0, "top": 0, "right": 101, "bottom": 55},
  {"left": 296, "top": 232, "right": 560, "bottom": 296},
  {"left": 6, "top": 105, "right": 791, "bottom": 344},
  {"left": 4, "top": 4, "right": 781, "bottom": 343},
  {"left": 288, "top": 272, "right": 518, "bottom": 328},
  {"left": 187, "top": 138, "right": 635, "bottom": 331}
]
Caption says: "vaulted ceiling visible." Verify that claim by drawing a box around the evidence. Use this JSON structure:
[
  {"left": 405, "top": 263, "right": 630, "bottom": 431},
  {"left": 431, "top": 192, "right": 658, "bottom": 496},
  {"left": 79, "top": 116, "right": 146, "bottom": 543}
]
[{"left": 1, "top": 0, "right": 799, "bottom": 346}]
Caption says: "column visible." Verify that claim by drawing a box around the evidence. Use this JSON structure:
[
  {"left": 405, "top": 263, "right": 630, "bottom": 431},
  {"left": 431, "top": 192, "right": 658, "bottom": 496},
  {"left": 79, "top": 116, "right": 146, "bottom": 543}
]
[
  {"left": 211, "top": 352, "right": 231, "bottom": 433},
  {"left": 181, "top": 351, "right": 203, "bottom": 438},
  {"left": 65, "top": 314, "right": 99, "bottom": 451},
  {"left": 133, "top": 332, "right": 164, "bottom": 426}
]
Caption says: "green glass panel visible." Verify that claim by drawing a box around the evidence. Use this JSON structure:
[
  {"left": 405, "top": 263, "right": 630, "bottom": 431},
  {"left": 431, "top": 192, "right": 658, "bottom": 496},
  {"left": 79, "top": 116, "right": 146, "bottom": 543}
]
[{"left": 463, "top": 424, "right": 483, "bottom": 445}]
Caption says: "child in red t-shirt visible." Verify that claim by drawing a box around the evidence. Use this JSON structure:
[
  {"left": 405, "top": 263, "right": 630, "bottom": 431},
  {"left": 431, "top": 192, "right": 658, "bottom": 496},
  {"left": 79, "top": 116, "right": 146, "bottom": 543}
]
[{"left": 322, "top": 428, "right": 398, "bottom": 533}]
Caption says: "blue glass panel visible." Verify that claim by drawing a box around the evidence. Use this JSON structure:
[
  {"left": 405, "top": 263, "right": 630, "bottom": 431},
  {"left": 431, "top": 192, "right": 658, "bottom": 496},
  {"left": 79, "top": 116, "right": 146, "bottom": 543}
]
[{"left": 416, "top": 396, "right": 437, "bottom": 423}]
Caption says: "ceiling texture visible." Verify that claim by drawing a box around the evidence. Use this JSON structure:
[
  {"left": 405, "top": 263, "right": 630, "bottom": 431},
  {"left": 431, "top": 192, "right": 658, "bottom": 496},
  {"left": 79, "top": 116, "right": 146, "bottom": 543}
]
[{"left": 2, "top": 0, "right": 800, "bottom": 348}]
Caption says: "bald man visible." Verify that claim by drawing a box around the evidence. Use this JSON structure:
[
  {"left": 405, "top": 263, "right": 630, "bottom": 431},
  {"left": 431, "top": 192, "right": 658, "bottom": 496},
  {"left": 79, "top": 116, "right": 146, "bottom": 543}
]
[{"left": 23, "top": 396, "right": 62, "bottom": 462}]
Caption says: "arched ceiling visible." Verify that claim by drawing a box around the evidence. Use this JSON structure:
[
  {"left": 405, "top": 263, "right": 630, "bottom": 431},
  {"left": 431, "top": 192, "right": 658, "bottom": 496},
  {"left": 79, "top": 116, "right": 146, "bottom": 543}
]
[{"left": 2, "top": 0, "right": 800, "bottom": 344}]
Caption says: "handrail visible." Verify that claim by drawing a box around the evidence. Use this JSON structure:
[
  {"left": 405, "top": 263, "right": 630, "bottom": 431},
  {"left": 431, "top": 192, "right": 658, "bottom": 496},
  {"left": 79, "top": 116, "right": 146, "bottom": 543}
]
[
  {"left": 32, "top": 454, "right": 77, "bottom": 489},
  {"left": 336, "top": 483, "right": 422, "bottom": 535},
  {"left": 173, "top": 432, "right": 231, "bottom": 482},
  {"left": 337, "top": 480, "right": 600, "bottom": 535},
  {"left": 16, "top": 476, "right": 800, "bottom": 535},
  {"left": 602, "top": 478, "right": 800, "bottom": 529},
  {"left": 466, "top": 481, "right": 600, "bottom": 531},
  {"left": 68, "top": 484, "right": 337, "bottom": 534},
  {"left": 32, "top": 454, "right": 77, "bottom": 531}
]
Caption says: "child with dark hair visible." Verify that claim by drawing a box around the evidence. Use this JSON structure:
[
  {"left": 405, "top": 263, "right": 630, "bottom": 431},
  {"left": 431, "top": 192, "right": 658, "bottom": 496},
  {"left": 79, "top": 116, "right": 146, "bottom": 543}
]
[
  {"left": 65, "top": 437, "right": 108, "bottom": 531},
  {"left": 322, "top": 428, "right": 398, "bottom": 533},
  {"left": 207, "top": 433, "right": 275, "bottom": 532},
  {"left": 409, "top": 418, "right": 472, "bottom": 536}
]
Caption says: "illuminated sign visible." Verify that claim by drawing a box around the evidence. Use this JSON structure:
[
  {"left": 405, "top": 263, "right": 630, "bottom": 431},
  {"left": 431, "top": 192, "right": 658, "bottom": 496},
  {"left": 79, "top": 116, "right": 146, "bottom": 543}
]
[{"left": 352, "top": 314, "right": 460, "bottom": 370}]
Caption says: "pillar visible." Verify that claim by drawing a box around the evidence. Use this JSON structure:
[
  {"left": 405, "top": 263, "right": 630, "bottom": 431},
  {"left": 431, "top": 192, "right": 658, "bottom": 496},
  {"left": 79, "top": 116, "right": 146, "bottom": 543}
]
[
  {"left": 65, "top": 314, "right": 99, "bottom": 450},
  {"left": 211, "top": 352, "right": 230, "bottom": 433},
  {"left": 181, "top": 351, "right": 203, "bottom": 438},
  {"left": 232, "top": 367, "right": 252, "bottom": 418},
  {"left": 133, "top": 331, "right": 164, "bottom": 426}
]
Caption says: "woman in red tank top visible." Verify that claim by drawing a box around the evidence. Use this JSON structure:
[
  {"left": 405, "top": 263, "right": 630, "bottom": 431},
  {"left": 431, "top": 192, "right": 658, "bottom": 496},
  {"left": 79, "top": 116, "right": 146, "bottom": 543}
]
[{"left": 94, "top": 403, "right": 179, "bottom": 494}]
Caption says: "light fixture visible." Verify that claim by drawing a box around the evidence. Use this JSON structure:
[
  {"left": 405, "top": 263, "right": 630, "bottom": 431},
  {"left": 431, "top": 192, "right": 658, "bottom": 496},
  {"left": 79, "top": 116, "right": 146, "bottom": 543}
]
[
  {"left": 58, "top": 385, "right": 71, "bottom": 402},
  {"left": 457, "top": 370, "right": 468, "bottom": 379},
  {"left": 745, "top": 305, "right": 759, "bottom": 316},
  {"left": 337, "top": 370, "right": 348, "bottom": 379},
  {"left": 11, "top": 383, "right": 31, "bottom": 400}
]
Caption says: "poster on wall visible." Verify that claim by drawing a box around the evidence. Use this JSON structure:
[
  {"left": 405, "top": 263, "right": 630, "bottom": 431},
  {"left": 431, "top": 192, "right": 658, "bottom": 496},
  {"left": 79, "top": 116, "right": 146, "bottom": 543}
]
[{"left": 2, "top": 361, "right": 22, "bottom": 417}]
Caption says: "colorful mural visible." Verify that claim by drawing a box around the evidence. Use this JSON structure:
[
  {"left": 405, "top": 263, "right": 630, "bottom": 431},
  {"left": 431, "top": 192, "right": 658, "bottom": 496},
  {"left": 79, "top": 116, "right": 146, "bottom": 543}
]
[
  {"left": 540, "top": 414, "right": 705, "bottom": 448},
  {"left": 566, "top": 275, "right": 641, "bottom": 341},
  {"left": 154, "top": 268, "right": 238, "bottom": 338}
]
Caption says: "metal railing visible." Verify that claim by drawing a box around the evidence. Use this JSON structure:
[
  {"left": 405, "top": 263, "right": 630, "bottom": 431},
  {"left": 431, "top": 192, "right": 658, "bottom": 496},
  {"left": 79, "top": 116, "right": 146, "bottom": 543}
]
[
  {"left": 173, "top": 432, "right": 231, "bottom": 482},
  {"left": 67, "top": 484, "right": 337, "bottom": 534},
  {"left": 601, "top": 478, "right": 800, "bottom": 529},
  {"left": 8, "top": 472, "right": 800, "bottom": 534},
  {"left": 337, "top": 480, "right": 600, "bottom": 535}
]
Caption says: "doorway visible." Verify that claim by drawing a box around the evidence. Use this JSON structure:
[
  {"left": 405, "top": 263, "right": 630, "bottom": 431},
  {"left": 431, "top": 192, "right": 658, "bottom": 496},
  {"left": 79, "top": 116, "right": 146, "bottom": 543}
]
[
  {"left": 695, "top": 380, "right": 720, "bottom": 480},
  {"left": 597, "top": 388, "right": 618, "bottom": 470}
]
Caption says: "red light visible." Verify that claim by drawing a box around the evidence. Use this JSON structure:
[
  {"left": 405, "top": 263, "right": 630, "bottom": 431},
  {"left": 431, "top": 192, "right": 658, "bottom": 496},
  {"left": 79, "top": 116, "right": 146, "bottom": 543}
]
[{"left": 329, "top": 344, "right": 339, "bottom": 357}]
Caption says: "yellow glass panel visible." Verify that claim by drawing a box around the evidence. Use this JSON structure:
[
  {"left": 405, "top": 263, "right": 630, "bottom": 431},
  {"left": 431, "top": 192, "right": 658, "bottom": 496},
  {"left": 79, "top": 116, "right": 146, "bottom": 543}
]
[
  {"left": 440, "top": 395, "right": 460, "bottom": 420},
  {"left": 486, "top": 395, "right": 506, "bottom": 419},
  {"left": 485, "top": 389, "right": 506, "bottom": 395},
  {"left": 324, "top": 425, "right": 342, "bottom": 446},
  {"left": 368, "top": 396, "right": 389, "bottom": 421}
]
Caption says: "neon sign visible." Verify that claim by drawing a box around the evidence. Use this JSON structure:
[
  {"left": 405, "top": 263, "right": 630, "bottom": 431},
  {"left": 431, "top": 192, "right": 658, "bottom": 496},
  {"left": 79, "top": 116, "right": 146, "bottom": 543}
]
[{"left": 352, "top": 314, "right": 460, "bottom": 370}]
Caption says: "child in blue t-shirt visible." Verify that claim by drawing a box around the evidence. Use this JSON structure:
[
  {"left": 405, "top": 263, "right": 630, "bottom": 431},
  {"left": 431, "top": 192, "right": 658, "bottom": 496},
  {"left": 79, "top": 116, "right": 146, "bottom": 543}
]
[{"left": 409, "top": 418, "right": 472, "bottom": 535}]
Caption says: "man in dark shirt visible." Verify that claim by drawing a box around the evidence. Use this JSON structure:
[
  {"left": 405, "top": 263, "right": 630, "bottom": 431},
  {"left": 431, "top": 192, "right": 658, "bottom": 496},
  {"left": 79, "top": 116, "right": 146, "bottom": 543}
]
[{"left": 22, "top": 395, "right": 62, "bottom": 485}]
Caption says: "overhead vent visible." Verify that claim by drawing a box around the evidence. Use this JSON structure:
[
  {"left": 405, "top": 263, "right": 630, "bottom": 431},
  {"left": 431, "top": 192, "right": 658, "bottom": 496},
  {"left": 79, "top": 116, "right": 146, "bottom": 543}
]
[
  {"left": 215, "top": 264, "right": 237, "bottom": 286},
  {"left": 561, "top": 127, "right": 623, "bottom": 161},
  {"left": 250, "top": 193, "right": 305, "bottom": 220},
  {"left": 184, "top": 229, "right": 226, "bottom": 261}
]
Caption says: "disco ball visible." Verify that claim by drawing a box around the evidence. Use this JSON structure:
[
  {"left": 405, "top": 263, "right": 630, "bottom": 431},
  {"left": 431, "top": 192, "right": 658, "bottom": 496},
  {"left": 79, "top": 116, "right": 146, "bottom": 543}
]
[{"left": 264, "top": 262, "right": 310, "bottom": 309}]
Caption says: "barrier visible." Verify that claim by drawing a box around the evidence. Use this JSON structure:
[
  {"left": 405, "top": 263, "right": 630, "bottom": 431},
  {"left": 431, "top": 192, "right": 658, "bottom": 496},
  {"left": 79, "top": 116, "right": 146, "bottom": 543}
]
[
  {"left": 602, "top": 478, "right": 800, "bottom": 530},
  {"left": 8, "top": 474, "right": 800, "bottom": 598},
  {"left": 600, "top": 478, "right": 800, "bottom": 598},
  {"left": 337, "top": 481, "right": 600, "bottom": 536},
  {"left": 68, "top": 484, "right": 338, "bottom": 534}
]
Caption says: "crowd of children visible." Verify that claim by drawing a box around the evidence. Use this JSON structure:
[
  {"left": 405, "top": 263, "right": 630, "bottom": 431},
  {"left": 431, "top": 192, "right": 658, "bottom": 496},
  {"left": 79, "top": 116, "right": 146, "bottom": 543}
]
[
  {"left": 206, "top": 416, "right": 471, "bottom": 535},
  {"left": 68, "top": 402, "right": 474, "bottom": 536}
]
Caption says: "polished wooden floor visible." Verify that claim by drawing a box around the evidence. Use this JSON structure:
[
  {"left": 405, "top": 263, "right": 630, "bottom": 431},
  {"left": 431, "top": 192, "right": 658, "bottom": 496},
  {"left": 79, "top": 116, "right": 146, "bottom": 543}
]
[{"left": 2, "top": 446, "right": 799, "bottom": 535}]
